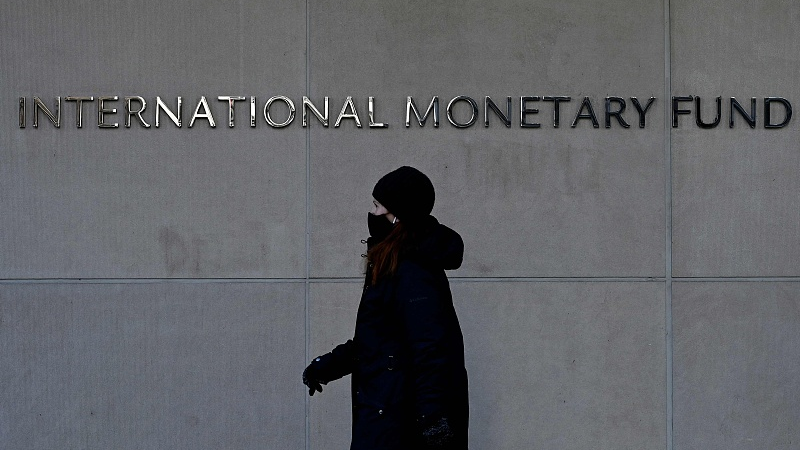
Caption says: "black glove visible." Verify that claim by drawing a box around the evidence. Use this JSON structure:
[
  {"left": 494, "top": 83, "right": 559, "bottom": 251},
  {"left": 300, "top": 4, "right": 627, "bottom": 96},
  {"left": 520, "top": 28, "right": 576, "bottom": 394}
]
[
  {"left": 302, "top": 358, "right": 327, "bottom": 396},
  {"left": 419, "top": 416, "right": 455, "bottom": 447}
]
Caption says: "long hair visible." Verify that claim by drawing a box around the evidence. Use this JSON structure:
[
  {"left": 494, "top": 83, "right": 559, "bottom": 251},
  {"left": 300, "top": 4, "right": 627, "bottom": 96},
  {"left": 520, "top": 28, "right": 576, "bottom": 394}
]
[{"left": 366, "top": 222, "right": 412, "bottom": 285}]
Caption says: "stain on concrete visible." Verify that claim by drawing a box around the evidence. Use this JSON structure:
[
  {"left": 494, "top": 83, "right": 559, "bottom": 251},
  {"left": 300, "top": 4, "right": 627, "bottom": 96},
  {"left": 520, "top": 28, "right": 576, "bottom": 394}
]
[
  {"left": 158, "top": 227, "right": 206, "bottom": 277},
  {"left": 158, "top": 227, "right": 187, "bottom": 276}
]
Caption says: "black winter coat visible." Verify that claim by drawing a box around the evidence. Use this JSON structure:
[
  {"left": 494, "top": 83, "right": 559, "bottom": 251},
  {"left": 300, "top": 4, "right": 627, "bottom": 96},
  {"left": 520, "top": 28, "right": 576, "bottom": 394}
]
[{"left": 315, "top": 217, "right": 469, "bottom": 450}]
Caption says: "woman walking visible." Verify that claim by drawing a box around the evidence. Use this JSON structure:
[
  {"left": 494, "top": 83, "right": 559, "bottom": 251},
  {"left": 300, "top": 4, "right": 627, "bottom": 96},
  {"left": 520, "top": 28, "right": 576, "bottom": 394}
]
[{"left": 303, "top": 166, "right": 469, "bottom": 450}]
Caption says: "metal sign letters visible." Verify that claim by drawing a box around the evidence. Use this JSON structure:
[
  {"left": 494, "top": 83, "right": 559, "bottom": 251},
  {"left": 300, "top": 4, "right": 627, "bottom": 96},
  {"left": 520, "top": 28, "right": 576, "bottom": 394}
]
[{"left": 18, "top": 95, "right": 793, "bottom": 130}]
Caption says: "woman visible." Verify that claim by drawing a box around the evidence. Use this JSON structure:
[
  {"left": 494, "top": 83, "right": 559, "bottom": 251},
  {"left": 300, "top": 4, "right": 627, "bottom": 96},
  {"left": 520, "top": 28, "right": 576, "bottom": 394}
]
[{"left": 303, "top": 166, "right": 469, "bottom": 450}]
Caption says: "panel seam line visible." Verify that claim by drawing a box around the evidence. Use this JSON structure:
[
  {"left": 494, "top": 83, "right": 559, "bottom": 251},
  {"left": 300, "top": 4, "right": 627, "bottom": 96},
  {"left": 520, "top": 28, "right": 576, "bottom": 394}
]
[
  {"left": 304, "top": 1, "right": 312, "bottom": 449},
  {"left": 664, "top": 1, "right": 674, "bottom": 449}
]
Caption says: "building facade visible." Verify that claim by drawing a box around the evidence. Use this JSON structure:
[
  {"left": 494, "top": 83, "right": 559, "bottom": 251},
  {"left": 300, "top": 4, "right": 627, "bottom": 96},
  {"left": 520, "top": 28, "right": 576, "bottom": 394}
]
[{"left": 2, "top": 1, "right": 798, "bottom": 449}]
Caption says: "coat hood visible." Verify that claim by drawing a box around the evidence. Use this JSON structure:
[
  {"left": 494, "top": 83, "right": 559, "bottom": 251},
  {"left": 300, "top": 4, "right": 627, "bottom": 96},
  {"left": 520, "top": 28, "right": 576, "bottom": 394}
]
[{"left": 407, "top": 216, "right": 464, "bottom": 271}]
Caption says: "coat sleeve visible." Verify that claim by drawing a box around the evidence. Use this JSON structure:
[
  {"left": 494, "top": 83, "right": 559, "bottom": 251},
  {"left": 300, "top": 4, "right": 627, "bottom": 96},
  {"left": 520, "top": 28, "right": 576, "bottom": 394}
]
[
  {"left": 394, "top": 263, "right": 450, "bottom": 420},
  {"left": 314, "top": 339, "right": 356, "bottom": 383}
]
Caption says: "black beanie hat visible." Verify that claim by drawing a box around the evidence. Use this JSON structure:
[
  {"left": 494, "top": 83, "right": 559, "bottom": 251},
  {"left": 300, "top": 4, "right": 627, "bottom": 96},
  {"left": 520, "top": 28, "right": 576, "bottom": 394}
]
[{"left": 372, "top": 166, "right": 435, "bottom": 222}]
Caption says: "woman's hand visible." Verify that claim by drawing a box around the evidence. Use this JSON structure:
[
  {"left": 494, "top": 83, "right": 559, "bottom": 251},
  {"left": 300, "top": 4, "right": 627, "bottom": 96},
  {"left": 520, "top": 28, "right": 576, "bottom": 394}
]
[{"left": 302, "top": 359, "right": 326, "bottom": 396}]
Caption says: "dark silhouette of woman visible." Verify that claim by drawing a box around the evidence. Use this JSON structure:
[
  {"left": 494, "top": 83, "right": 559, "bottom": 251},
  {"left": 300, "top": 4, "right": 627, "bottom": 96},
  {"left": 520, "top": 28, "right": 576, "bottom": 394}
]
[{"left": 303, "top": 166, "right": 469, "bottom": 450}]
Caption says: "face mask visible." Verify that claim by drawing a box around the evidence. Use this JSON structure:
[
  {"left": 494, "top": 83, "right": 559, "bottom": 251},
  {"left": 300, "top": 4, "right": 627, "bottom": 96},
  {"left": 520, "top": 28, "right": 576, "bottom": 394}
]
[{"left": 368, "top": 212, "right": 395, "bottom": 242}]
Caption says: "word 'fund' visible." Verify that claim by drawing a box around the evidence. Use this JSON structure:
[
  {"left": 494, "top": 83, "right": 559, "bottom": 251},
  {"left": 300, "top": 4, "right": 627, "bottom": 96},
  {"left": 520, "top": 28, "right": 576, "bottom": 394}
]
[{"left": 18, "top": 95, "right": 793, "bottom": 129}]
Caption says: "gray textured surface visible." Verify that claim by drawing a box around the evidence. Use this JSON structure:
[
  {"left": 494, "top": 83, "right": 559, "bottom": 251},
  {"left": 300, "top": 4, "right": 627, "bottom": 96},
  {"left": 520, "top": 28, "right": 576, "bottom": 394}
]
[
  {"left": 308, "top": 282, "right": 361, "bottom": 450},
  {"left": 308, "top": 0, "right": 666, "bottom": 278},
  {"left": 671, "top": 0, "right": 800, "bottom": 276},
  {"left": 1, "top": 0, "right": 307, "bottom": 278},
  {"left": 309, "top": 281, "right": 666, "bottom": 450},
  {"left": 673, "top": 282, "right": 800, "bottom": 450},
  {"left": 0, "top": 281, "right": 305, "bottom": 450},
  {"left": 459, "top": 281, "right": 666, "bottom": 450}
]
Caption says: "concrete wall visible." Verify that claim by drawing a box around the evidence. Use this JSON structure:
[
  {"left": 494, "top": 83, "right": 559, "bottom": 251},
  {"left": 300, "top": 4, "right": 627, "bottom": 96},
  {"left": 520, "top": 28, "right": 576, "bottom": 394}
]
[{"left": 1, "top": 1, "right": 797, "bottom": 449}]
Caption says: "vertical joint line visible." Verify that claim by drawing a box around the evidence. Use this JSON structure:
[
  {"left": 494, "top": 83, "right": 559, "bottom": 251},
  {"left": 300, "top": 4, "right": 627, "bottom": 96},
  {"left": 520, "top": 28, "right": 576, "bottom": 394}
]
[
  {"left": 664, "top": 1, "right": 674, "bottom": 450},
  {"left": 238, "top": 0, "right": 244, "bottom": 89},
  {"left": 304, "top": 2, "right": 312, "bottom": 450}
]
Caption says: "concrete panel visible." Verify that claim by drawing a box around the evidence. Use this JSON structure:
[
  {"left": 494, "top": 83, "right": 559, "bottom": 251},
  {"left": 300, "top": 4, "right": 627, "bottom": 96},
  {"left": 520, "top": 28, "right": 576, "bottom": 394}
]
[
  {"left": 671, "top": 0, "right": 800, "bottom": 276},
  {"left": 0, "top": 1, "right": 307, "bottom": 278},
  {"left": 308, "top": 281, "right": 362, "bottom": 450},
  {"left": 673, "top": 282, "right": 800, "bottom": 450},
  {"left": 308, "top": 280, "right": 666, "bottom": 450},
  {"left": 0, "top": 281, "right": 306, "bottom": 450},
  {"left": 308, "top": 0, "right": 666, "bottom": 278},
  {"left": 459, "top": 281, "right": 666, "bottom": 450}
]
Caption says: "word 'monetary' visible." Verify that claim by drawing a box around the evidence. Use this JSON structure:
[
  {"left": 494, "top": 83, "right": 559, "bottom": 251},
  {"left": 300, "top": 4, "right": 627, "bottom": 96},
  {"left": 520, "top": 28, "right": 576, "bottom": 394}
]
[{"left": 18, "top": 95, "right": 793, "bottom": 130}]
